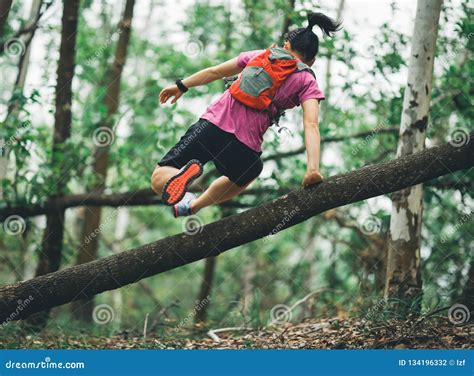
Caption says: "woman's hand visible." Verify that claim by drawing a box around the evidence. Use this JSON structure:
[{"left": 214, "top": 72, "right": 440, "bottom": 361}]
[
  {"left": 159, "top": 85, "right": 183, "bottom": 104},
  {"left": 302, "top": 168, "right": 324, "bottom": 188}
]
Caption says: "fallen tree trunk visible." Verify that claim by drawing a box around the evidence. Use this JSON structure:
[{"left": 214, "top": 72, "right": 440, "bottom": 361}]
[{"left": 0, "top": 136, "right": 472, "bottom": 323}]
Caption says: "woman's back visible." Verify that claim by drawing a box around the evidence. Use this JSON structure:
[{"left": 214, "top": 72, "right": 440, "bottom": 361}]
[{"left": 201, "top": 49, "right": 325, "bottom": 153}]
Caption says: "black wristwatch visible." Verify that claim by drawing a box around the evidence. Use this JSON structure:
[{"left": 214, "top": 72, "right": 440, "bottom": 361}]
[{"left": 175, "top": 79, "right": 189, "bottom": 93}]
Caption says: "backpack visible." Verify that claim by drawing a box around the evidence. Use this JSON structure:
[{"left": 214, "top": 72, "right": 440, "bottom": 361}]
[{"left": 228, "top": 47, "right": 315, "bottom": 115}]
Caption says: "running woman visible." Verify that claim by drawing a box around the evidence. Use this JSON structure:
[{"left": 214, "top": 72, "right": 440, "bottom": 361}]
[{"left": 151, "top": 12, "right": 341, "bottom": 217}]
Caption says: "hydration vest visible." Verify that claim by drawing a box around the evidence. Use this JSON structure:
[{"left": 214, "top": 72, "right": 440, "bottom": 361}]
[{"left": 228, "top": 46, "right": 315, "bottom": 113}]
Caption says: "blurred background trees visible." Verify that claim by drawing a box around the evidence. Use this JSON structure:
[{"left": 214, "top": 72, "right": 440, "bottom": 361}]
[{"left": 0, "top": 0, "right": 472, "bottom": 339}]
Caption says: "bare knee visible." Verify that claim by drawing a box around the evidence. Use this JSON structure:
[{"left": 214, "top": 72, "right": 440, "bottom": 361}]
[
  {"left": 151, "top": 166, "right": 165, "bottom": 194},
  {"left": 151, "top": 165, "right": 180, "bottom": 194}
]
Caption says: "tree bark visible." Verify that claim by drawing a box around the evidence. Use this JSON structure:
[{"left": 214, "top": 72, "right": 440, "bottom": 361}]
[
  {"left": 0, "top": 137, "right": 471, "bottom": 323},
  {"left": 0, "top": 0, "right": 12, "bottom": 37},
  {"left": 385, "top": 0, "right": 442, "bottom": 311},
  {"left": 28, "top": 0, "right": 80, "bottom": 329},
  {"left": 72, "top": 0, "right": 135, "bottom": 322}
]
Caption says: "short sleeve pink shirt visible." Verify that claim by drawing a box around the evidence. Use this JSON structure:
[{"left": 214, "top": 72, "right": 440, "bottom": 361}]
[{"left": 201, "top": 50, "right": 325, "bottom": 152}]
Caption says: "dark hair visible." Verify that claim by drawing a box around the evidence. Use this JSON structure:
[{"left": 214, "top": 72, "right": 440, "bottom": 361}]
[{"left": 284, "top": 12, "right": 342, "bottom": 61}]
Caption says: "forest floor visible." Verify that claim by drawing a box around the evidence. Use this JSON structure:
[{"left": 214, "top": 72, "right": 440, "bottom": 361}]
[{"left": 2, "top": 317, "right": 473, "bottom": 349}]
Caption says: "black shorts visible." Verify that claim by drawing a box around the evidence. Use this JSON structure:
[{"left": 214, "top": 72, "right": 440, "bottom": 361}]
[{"left": 158, "top": 118, "right": 263, "bottom": 186}]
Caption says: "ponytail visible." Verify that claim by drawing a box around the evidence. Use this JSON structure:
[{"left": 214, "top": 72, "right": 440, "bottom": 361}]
[
  {"left": 285, "top": 11, "right": 342, "bottom": 61},
  {"left": 306, "top": 12, "right": 341, "bottom": 37}
]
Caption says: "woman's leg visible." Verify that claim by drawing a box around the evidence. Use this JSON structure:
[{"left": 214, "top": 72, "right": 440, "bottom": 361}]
[
  {"left": 151, "top": 119, "right": 213, "bottom": 196},
  {"left": 191, "top": 176, "right": 254, "bottom": 213},
  {"left": 150, "top": 165, "right": 180, "bottom": 194}
]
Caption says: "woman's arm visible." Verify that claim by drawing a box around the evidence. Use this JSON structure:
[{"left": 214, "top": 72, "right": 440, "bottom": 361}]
[
  {"left": 159, "top": 57, "right": 242, "bottom": 104},
  {"left": 301, "top": 98, "right": 324, "bottom": 187}
]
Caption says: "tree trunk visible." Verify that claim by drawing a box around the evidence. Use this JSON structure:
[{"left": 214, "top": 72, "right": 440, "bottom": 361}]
[
  {"left": 321, "top": 0, "right": 345, "bottom": 122},
  {"left": 0, "top": 0, "right": 12, "bottom": 37},
  {"left": 27, "top": 0, "right": 80, "bottom": 329},
  {"left": 301, "top": 219, "right": 318, "bottom": 318},
  {"left": 459, "top": 260, "right": 474, "bottom": 320},
  {"left": 22, "top": 218, "right": 41, "bottom": 280},
  {"left": 110, "top": 208, "right": 129, "bottom": 329},
  {"left": 279, "top": 0, "right": 295, "bottom": 43},
  {"left": 194, "top": 257, "right": 216, "bottom": 324},
  {"left": 241, "top": 249, "right": 256, "bottom": 321},
  {"left": 11, "top": 0, "right": 42, "bottom": 92},
  {"left": 72, "top": 0, "right": 135, "bottom": 322},
  {"left": 1, "top": 0, "right": 43, "bottom": 200},
  {"left": 195, "top": 207, "right": 234, "bottom": 324},
  {"left": 385, "top": 0, "right": 442, "bottom": 311},
  {"left": 0, "top": 137, "right": 471, "bottom": 322}
]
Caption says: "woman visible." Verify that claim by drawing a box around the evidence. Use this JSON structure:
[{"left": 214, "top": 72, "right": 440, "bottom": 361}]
[{"left": 151, "top": 12, "right": 341, "bottom": 217}]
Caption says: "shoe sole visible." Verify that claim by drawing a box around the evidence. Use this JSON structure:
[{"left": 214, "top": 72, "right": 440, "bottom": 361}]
[{"left": 162, "top": 159, "right": 203, "bottom": 206}]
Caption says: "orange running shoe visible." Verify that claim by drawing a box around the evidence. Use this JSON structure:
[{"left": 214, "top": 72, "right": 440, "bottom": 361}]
[{"left": 161, "top": 159, "right": 203, "bottom": 206}]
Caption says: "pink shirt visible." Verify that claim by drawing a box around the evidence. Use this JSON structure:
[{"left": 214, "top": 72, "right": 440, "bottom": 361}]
[{"left": 201, "top": 50, "right": 325, "bottom": 152}]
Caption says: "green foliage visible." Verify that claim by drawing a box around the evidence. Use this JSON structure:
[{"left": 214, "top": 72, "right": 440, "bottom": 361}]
[{"left": 0, "top": 0, "right": 472, "bottom": 341}]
